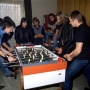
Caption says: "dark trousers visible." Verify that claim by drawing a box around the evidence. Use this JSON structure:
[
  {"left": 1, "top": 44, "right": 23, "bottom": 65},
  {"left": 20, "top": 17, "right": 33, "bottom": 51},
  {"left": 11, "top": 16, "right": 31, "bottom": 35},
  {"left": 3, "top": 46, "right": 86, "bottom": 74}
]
[
  {"left": 34, "top": 38, "right": 42, "bottom": 45},
  {"left": 62, "top": 59, "right": 90, "bottom": 90}
]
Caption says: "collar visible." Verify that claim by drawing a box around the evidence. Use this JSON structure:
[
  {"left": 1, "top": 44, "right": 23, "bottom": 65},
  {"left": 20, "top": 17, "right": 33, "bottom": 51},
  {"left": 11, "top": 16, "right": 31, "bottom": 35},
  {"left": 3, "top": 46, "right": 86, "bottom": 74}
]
[{"left": 0, "top": 26, "right": 5, "bottom": 36}]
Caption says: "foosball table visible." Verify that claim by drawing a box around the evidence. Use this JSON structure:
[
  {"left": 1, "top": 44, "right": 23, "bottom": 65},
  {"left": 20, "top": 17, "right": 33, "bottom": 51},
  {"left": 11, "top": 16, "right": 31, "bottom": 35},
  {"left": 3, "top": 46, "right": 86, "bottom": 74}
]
[{"left": 14, "top": 45, "right": 67, "bottom": 90}]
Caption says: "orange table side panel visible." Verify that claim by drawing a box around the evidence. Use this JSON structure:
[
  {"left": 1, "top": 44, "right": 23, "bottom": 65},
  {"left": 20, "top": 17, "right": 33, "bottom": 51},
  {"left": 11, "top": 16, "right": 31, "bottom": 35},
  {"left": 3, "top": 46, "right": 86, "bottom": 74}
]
[{"left": 22, "top": 61, "right": 67, "bottom": 76}]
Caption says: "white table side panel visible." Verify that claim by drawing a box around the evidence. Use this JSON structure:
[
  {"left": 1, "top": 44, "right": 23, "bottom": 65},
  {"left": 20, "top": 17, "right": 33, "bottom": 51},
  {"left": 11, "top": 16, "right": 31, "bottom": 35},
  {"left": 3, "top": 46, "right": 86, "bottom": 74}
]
[{"left": 23, "top": 69, "right": 66, "bottom": 89}]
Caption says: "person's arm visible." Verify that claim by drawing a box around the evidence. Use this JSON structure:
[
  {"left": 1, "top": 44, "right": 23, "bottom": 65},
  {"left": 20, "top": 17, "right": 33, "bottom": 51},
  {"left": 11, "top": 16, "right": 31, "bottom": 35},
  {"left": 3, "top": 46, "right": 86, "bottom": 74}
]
[
  {"left": 70, "top": 42, "right": 83, "bottom": 58},
  {"left": 15, "top": 27, "right": 21, "bottom": 44},
  {"left": 62, "top": 25, "right": 74, "bottom": 49},
  {"left": 36, "top": 26, "right": 45, "bottom": 38},
  {"left": 39, "top": 27, "right": 45, "bottom": 38},
  {"left": 2, "top": 42, "right": 13, "bottom": 51},
  {"left": 1, "top": 46, "right": 13, "bottom": 56},
  {"left": 64, "top": 42, "right": 83, "bottom": 61},
  {"left": 0, "top": 47, "right": 15, "bottom": 62}
]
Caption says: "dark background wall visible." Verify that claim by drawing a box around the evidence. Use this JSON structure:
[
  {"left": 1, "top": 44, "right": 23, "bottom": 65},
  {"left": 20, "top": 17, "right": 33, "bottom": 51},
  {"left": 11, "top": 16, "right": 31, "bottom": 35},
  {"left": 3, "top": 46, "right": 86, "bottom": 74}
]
[{"left": 24, "top": 0, "right": 32, "bottom": 26}]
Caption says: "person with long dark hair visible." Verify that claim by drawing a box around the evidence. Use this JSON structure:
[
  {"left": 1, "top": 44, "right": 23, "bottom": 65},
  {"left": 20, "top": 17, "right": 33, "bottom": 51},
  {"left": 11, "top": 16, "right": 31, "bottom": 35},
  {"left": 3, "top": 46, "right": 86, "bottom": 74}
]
[{"left": 15, "top": 17, "right": 34, "bottom": 46}]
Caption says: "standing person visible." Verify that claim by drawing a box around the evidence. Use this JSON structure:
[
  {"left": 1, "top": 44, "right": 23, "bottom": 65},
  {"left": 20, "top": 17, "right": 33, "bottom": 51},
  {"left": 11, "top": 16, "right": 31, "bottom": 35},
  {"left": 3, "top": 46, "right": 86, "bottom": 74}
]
[
  {"left": 2, "top": 16, "right": 14, "bottom": 51},
  {"left": 15, "top": 17, "right": 34, "bottom": 46},
  {"left": 44, "top": 13, "right": 59, "bottom": 50},
  {"left": 55, "top": 11, "right": 74, "bottom": 56},
  {"left": 0, "top": 18, "right": 16, "bottom": 77},
  {"left": 0, "top": 18, "right": 5, "bottom": 88},
  {"left": 60, "top": 10, "right": 90, "bottom": 90},
  {"left": 32, "top": 17, "right": 45, "bottom": 45}
]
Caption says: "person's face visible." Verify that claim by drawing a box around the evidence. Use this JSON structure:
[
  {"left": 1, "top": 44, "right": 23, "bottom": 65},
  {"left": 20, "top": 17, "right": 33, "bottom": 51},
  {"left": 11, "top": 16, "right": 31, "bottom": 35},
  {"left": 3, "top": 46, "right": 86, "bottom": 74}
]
[
  {"left": 69, "top": 17, "right": 77, "bottom": 27},
  {"left": 57, "top": 16, "right": 61, "bottom": 23},
  {"left": 33, "top": 21, "right": 39, "bottom": 26},
  {"left": 5, "top": 26, "right": 14, "bottom": 34},
  {"left": 49, "top": 16, "right": 55, "bottom": 22},
  {"left": 22, "top": 21, "right": 27, "bottom": 28}
]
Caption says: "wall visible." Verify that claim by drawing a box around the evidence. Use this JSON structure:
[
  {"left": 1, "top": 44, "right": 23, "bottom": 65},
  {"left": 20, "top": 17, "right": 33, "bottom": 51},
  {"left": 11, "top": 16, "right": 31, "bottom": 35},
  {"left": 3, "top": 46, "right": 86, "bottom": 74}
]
[
  {"left": 57, "top": 0, "right": 90, "bottom": 26},
  {"left": 31, "top": 0, "right": 57, "bottom": 25}
]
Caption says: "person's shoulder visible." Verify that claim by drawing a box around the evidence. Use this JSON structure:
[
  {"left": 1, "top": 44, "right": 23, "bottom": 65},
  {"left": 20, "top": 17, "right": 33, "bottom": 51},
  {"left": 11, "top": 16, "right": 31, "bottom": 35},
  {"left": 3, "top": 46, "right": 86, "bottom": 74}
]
[
  {"left": 16, "top": 25, "right": 21, "bottom": 28},
  {"left": 32, "top": 25, "right": 34, "bottom": 28},
  {"left": 39, "top": 25, "right": 43, "bottom": 28},
  {"left": 79, "top": 24, "right": 89, "bottom": 31}
]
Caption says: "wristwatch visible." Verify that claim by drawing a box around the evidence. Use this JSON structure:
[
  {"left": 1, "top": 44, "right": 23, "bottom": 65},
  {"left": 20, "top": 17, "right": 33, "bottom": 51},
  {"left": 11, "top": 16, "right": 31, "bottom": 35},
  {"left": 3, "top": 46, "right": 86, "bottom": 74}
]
[{"left": 4, "top": 54, "right": 9, "bottom": 58}]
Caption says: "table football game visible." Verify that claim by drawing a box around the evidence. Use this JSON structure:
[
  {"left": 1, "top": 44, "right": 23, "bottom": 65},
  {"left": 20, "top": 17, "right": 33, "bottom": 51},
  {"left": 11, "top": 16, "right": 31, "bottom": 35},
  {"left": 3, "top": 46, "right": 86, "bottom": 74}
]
[{"left": 10, "top": 45, "right": 67, "bottom": 90}]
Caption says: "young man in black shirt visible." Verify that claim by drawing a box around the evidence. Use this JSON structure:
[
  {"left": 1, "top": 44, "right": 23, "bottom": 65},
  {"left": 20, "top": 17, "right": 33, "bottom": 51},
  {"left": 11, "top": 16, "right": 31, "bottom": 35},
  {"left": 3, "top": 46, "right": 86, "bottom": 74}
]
[{"left": 61, "top": 10, "right": 90, "bottom": 90}]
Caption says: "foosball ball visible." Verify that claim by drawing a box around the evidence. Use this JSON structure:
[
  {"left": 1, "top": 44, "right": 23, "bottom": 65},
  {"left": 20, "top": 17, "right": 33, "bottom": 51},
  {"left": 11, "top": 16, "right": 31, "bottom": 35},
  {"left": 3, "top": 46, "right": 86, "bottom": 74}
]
[{"left": 15, "top": 45, "right": 67, "bottom": 90}]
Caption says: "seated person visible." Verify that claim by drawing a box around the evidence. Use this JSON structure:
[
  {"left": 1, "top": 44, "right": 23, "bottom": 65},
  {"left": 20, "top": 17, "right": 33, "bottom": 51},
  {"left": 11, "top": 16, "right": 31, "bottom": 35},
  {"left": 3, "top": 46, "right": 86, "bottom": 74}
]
[
  {"left": 44, "top": 13, "right": 60, "bottom": 51},
  {"left": 32, "top": 17, "right": 45, "bottom": 45},
  {"left": 55, "top": 11, "right": 74, "bottom": 56},
  {"left": 15, "top": 17, "right": 34, "bottom": 46}
]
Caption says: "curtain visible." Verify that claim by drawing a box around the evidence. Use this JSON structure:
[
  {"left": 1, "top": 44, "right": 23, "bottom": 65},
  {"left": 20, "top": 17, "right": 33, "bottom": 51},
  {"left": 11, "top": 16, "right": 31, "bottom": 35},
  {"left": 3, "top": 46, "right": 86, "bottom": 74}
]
[
  {"left": 57, "top": 0, "right": 90, "bottom": 26},
  {"left": 0, "top": 0, "right": 25, "bottom": 26}
]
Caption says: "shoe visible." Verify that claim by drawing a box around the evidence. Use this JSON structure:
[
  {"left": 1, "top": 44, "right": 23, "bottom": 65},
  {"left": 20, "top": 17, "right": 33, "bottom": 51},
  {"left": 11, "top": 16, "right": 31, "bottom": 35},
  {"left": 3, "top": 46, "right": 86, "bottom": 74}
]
[
  {"left": 0, "top": 86, "right": 5, "bottom": 89},
  {"left": 44, "top": 43, "right": 49, "bottom": 46},
  {"left": 8, "top": 67, "right": 15, "bottom": 72},
  {"left": 6, "top": 74, "right": 14, "bottom": 77},
  {"left": 84, "top": 87, "right": 90, "bottom": 90}
]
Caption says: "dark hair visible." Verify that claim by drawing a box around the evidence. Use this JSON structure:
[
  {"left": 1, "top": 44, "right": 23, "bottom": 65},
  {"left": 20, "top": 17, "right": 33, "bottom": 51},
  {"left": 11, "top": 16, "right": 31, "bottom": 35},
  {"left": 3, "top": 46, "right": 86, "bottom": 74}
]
[
  {"left": 2, "top": 19, "right": 15, "bottom": 30},
  {"left": 20, "top": 17, "right": 28, "bottom": 25},
  {"left": 3, "top": 16, "right": 12, "bottom": 21},
  {"left": 32, "top": 17, "right": 40, "bottom": 24},
  {"left": 57, "top": 11, "right": 68, "bottom": 24},
  {"left": 48, "top": 13, "right": 56, "bottom": 24},
  {"left": 49, "top": 13, "right": 55, "bottom": 18},
  {"left": 0, "top": 18, "right": 2, "bottom": 26},
  {"left": 69, "top": 10, "right": 83, "bottom": 22}
]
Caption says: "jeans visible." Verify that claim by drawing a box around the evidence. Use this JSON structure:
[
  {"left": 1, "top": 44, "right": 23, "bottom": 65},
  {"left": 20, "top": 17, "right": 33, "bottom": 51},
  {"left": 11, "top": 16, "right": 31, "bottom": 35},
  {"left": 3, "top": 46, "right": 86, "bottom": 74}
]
[
  {"left": 62, "top": 59, "right": 90, "bottom": 90},
  {"left": 44, "top": 31, "right": 60, "bottom": 50},
  {"left": 0, "top": 56, "right": 10, "bottom": 76},
  {"left": 22, "top": 42, "right": 29, "bottom": 46},
  {"left": 34, "top": 38, "right": 42, "bottom": 45},
  {"left": 83, "top": 63, "right": 90, "bottom": 84}
]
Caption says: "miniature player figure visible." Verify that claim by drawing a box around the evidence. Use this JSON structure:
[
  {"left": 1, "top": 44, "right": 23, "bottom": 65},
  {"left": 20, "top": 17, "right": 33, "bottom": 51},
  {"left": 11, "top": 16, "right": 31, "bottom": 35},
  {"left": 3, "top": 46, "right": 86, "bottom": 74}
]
[
  {"left": 33, "top": 55, "right": 35, "bottom": 60},
  {"left": 34, "top": 51, "right": 37, "bottom": 57},
  {"left": 29, "top": 52, "right": 32, "bottom": 58},
  {"left": 40, "top": 50, "right": 43, "bottom": 54},
  {"left": 23, "top": 54, "right": 25, "bottom": 58},
  {"left": 26, "top": 49, "right": 28, "bottom": 54},
  {"left": 40, "top": 53, "right": 44, "bottom": 62},
  {"left": 28, "top": 58, "right": 30, "bottom": 63},
  {"left": 49, "top": 53, "right": 53, "bottom": 58},
  {"left": 45, "top": 50, "right": 48, "bottom": 55},
  {"left": 32, "top": 47, "right": 34, "bottom": 51}
]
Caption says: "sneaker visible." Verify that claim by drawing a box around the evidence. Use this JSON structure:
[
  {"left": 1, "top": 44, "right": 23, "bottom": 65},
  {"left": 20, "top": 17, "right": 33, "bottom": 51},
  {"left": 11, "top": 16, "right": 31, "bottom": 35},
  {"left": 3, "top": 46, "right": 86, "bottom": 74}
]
[{"left": 44, "top": 43, "right": 49, "bottom": 46}]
